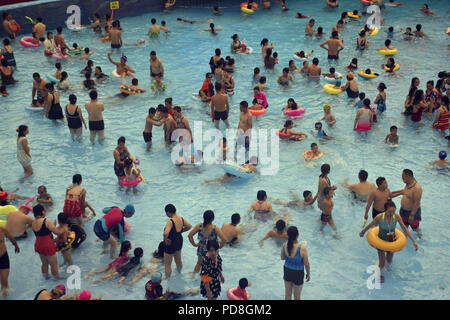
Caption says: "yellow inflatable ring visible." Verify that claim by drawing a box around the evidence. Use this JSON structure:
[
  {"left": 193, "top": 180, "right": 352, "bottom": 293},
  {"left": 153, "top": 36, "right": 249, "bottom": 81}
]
[
  {"left": 383, "top": 64, "right": 400, "bottom": 71},
  {"left": 119, "top": 85, "right": 143, "bottom": 95},
  {"left": 56, "top": 231, "right": 76, "bottom": 252},
  {"left": 361, "top": 27, "right": 379, "bottom": 36},
  {"left": 323, "top": 84, "right": 343, "bottom": 94},
  {"left": 378, "top": 48, "right": 398, "bottom": 55},
  {"left": 358, "top": 71, "right": 378, "bottom": 79},
  {"left": 367, "top": 227, "right": 407, "bottom": 252},
  {"left": 347, "top": 12, "right": 360, "bottom": 19},
  {"left": 0, "top": 205, "right": 17, "bottom": 227},
  {"left": 241, "top": 7, "right": 254, "bottom": 14}
]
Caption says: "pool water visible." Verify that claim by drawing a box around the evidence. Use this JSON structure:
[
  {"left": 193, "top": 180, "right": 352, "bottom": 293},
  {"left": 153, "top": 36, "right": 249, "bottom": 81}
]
[{"left": 1, "top": 0, "right": 449, "bottom": 300}]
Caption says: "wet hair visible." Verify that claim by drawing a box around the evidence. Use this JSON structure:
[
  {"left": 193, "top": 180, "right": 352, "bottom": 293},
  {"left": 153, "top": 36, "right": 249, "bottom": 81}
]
[
  {"left": 403, "top": 169, "right": 414, "bottom": 177},
  {"left": 150, "top": 51, "right": 156, "bottom": 56},
  {"left": 378, "top": 83, "right": 387, "bottom": 91},
  {"left": 45, "top": 82, "right": 54, "bottom": 91},
  {"left": 287, "top": 98, "right": 298, "bottom": 109},
  {"left": 413, "top": 90, "right": 424, "bottom": 105},
  {"left": 426, "top": 80, "right": 434, "bottom": 87},
  {"left": 284, "top": 120, "right": 293, "bottom": 128},
  {"left": 275, "top": 219, "right": 286, "bottom": 232},
  {"left": 390, "top": 125, "right": 397, "bottom": 131},
  {"left": 33, "top": 204, "right": 45, "bottom": 218},
  {"left": 69, "top": 94, "right": 77, "bottom": 104},
  {"left": 205, "top": 72, "right": 212, "bottom": 79},
  {"left": 311, "top": 142, "right": 318, "bottom": 149},
  {"left": 265, "top": 48, "right": 272, "bottom": 59},
  {"left": 17, "top": 125, "right": 28, "bottom": 137},
  {"left": 289, "top": 60, "right": 295, "bottom": 67},
  {"left": 388, "top": 26, "right": 394, "bottom": 32},
  {"left": 341, "top": 12, "right": 348, "bottom": 19},
  {"left": 57, "top": 212, "right": 68, "bottom": 224},
  {"left": 164, "top": 204, "right": 176, "bottom": 214},
  {"left": 206, "top": 239, "right": 219, "bottom": 251},
  {"left": 231, "top": 213, "right": 241, "bottom": 225},
  {"left": 209, "top": 23, "right": 215, "bottom": 33},
  {"left": 364, "top": 69, "right": 371, "bottom": 74},
  {"left": 132, "top": 78, "right": 138, "bottom": 85},
  {"left": 384, "top": 200, "right": 396, "bottom": 211},
  {"left": 240, "top": 100, "right": 248, "bottom": 108},
  {"left": 259, "top": 76, "right": 266, "bottom": 84},
  {"left": 89, "top": 90, "right": 98, "bottom": 100},
  {"left": 60, "top": 71, "right": 68, "bottom": 82},
  {"left": 283, "top": 67, "right": 289, "bottom": 73},
  {"left": 215, "top": 82, "right": 222, "bottom": 92},
  {"left": 3, "top": 38, "right": 10, "bottom": 46},
  {"left": 376, "top": 177, "right": 386, "bottom": 187},
  {"left": 117, "top": 136, "right": 126, "bottom": 144},
  {"left": 303, "top": 190, "right": 312, "bottom": 199},
  {"left": 358, "top": 170, "right": 368, "bottom": 182},
  {"left": 231, "top": 34, "right": 238, "bottom": 41},
  {"left": 286, "top": 226, "right": 299, "bottom": 256},
  {"left": 203, "top": 210, "right": 215, "bottom": 227},
  {"left": 133, "top": 247, "right": 144, "bottom": 257},
  {"left": 312, "top": 57, "right": 319, "bottom": 65},
  {"left": 37, "top": 17, "right": 43, "bottom": 23},
  {"left": 329, "top": 67, "right": 335, "bottom": 73},
  {"left": 119, "top": 240, "right": 131, "bottom": 257},
  {"left": 73, "top": 174, "right": 82, "bottom": 184},
  {"left": 84, "top": 48, "right": 90, "bottom": 54},
  {"left": 359, "top": 30, "right": 366, "bottom": 37},
  {"left": 363, "top": 98, "right": 371, "bottom": 108},
  {"left": 332, "top": 30, "right": 339, "bottom": 38},
  {"left": 87, "top": 60, "right": 94, "bottom": 67},
  {"left": 151, "top": 18, "right": 156, "bottom": 24},
  {"left": 239, "top": 278, "right": 249, "bottom": 290},
  {"left": 253, "top": 67, "right": 260, "bottom": 75},
  {"left": 315, "top": 122, "right": 322, "bottom": 130},
  {"left": 260, "top": 38, "right": 269, "bottom": 46},
  {"left": 317, "top": 27, "right": 323, "bottom": 34},
  {"left": 416, "top": 24, "right": 422, "bottom": 31},
  {"left": 359, "top": 92, "right": 366, "bottom": 100},
  {"left": 257, "top": 190, "right": 267, "bottom": 201},
  {"left": 273, "top": 52, "right": 278, "bottom": 58},
  {"left": 384, "top": 39, "right": 391, "bottom": 47},
  {"left": 215, "top": 48, "right": 221, "bottom": 56},
  {"left": 337, "top": 19, "right": 343, "bottom": 25},
  {"left": 320, "top": 164, "right": 330, "bottom": 177},
  {"left": 148, "top": 107, "right": 156, "bottom": 115},
  {"left": 253, "top": 86, "right": 260, "bottom": 92}
]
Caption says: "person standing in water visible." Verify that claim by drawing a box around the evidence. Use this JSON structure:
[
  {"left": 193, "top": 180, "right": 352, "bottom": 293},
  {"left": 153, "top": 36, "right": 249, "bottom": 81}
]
[
  {"left": 113, "top": 136, "right": 131, "bottom": 185},
  {"left": 316, "top": 164, "right": 337, "bottom": 212},
  {"left": 85, "top": 90, "right": 105, "bottom": 145},
  {"left": 16, "top": 125, "right": 33, "bottom": 180},
  {"left": 341, "top": 170, "right": 376, "bottom": 201},
  {"left": 0, "top": 221, "right": 20, "bottom": 298},
  {"left": 65, "top": 94, "right": 87, "bottom": 142},
  {"left": 320, "top": 31, "right": 344, "bottom": 60},
  {"left": 364, "top": 177, "right": 392, "bottom": 221},
  {"left": 391, "top": 169, "right": 423, "bottom": 238}
]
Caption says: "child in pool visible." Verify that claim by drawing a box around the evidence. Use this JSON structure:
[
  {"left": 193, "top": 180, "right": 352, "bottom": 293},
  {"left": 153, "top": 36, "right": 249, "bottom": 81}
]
[
  {"left": 382, "top": 57, "right": 397, "bottom": 74},
  {"left": 280, "top": 120, "right": 308, "bottom": 141},
  {"left": 123, "top": 158, "right": 141, "bottom": 194},
  {"left": 374, "top": 82, "right": 387, "bottom": 113},
  {"left": 227, "top": 278, "right": 251, "bottom": 300},
  {"left": 255, "top": 77, "right": 267, "bottom": 91},
  {"left": 322, "top": 67, "right": 342, "bottom": 87},
  {"left": 151, "top": 75, "right": 166, "bottom": 92},
  {"left": 310, "top": 122, "right": 332, "bottom": 140},
  {"left": 378, "top": 39, "right": 396, "bottom": 52},
  {"left": 296, "top": 13, "right": 312, "bottom": 19},
  {"left": 202, "top": 156, "right": 258, "bottom": 185},
  {"left": 355, "top": 92, "right": 366, "bottom": 109},
  {"left": 70, "top": 43, "right": 83, "bottom": 54},
  {"left": 160, "top": 20, "right": 169, "bottom": 33},
  {"left": 223, "top": 72, "right": 235, "bottom": 95},
  {"left": 249, "top": 98, "right": 263, "bottom": 111},
  {"left": 81, "top": 48, "right": 96, "bottom": 61},
  {"left": 270, "top": 190, "right": 317, "bottom": 209},
  {"left": 84, "top": 241, "right": 132, "bottom": 280},
  {"left": 419, "top": 4, "right": 434, "bottom": 15},
  {"left": 432, "top": 151, "right": 449, "bottom": 169},
  {"left": 349, "top": 10, "right": 362, "bottom": 18},
  {"left": 0, "top": 85, "right": 8, "bottom": 97},
  {"left": 346, "top": 58, "right": 358, "bottom": 71},
  {"left": 252, "top": 67, "right": 261, "bottom": 85},
  {"left": 54, "top": 212, "right": 74, "bottom": 266},
  {"left": 385, "top": 26, "right": 403, "bottom": 39},
  {"left": 385, "top": 125, "right": 399, "bottom": 144},
  {"left": 145, "top": 272, "right": 199, "bottom": 300},
  {"left": 320, "top": 104, "right": 336, "bottom": 127},
  {"left": 316, "top": 27, "right": 324, "bottom": 39},
  {"left": 294, "top": 50, "right": 313, "bottom": 59},
  {"left": 200, "top": 23, "right": 223, "bottom": 34},
  {"left": 36, "top": 185, "right": 53, "bottom": 208},
  {"left": 362, "top": 68, "right": 379, "bottom": 78},
  {"left": 54, "top": 63, "right": 63, "bottom": 80},
  {"left": 320, "top": 187, "right": 341, "bottom": 238},
  {"left": 94, "top": 66, "right": 109, "bottom": 82},
  {"left": 299, "top": 61, "right": 309, "bottom": 74},
  {"left": 58, "top": 47, "right": 72, "bottom": 58},
  {"left": 249, "top": 190, "right": 274, "bottom": 220},
  {"left": 403, "top": 27, "right": 415, "bottom": 40},
  {"left": 128, "top": 243, "right": 165, "bottom": 286},
  {"left": 94, "top": 247, "right": 144, "bottom": 287},
  {"left": 259, "top": 219, "right": 288, "bottom": 247},
  {"left": 213, "top": 6, "right": 221, "bottom": 15},
  {"left": 278, "top": 68, "right": 293, "bottom": 86},
  {"left": 272, "top": 52, "right": 279, "bottom": 65},
  {"left": 305, "top": 143, "right": 327, "bottom": 164}
]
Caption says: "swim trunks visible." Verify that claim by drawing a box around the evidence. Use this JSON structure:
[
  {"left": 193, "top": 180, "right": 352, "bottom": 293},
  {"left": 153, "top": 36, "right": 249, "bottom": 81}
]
[
  {"left": 320, "top": 213, "right": 332, "bottom": 223},
  {"left": 328, "top": 54, "right": 339, "bottom": 60},
  {"left": 93, "top": 219, "right": 110, "bottom": 241},
  {"left": 111, "top": 43, "right": 122, "bottom": 49},
  {"left": 0, "top": 251, "right": 10, "bottom": 269},
  {"left": 399, "top": 207, "right": 421, "bottom": 230},
  {"left": 143, "top": 131, "right": 152, "bottom": 143},
  {"left": 89, "top": 120, "right": 104, "bottom": 131},
  {"left": 151, "top": 72, "right": 162, "bottom": 78},
  {"left": 214, "top": 110, "right": 228, "bottom": 121},
  {"left": 372, "top": 207, "right": 384, "bottom": 219}
]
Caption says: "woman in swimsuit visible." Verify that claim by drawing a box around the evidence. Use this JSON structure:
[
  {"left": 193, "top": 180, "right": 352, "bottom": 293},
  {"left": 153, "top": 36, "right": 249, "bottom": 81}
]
[
  {"left": 374, "top": 83, "right": 387, "bottom": 113},
  {"left": 425, "top": 80, "right": 439, "bottom": 112},
  {"left": 0, "top": 58, "right": 17, "bottom": 86},
  {"left": 260, "top": 38, "right": 274, "bottom": 60},
  {"left": 356, "top": 31, "right": 369, "bottom": 50},
  {"left": 16, "top": 125, "right": 33, "bottom": 179},
  {"left": 354, "top": 99, "right": 374, "bottom": 132},
  {"left": 404, "top": 77, "right": 420, "bottom": 115},
  {"left": 45, "top": 83, "right": 64, "bottom": 121},
  {"left": 163, "top": 204, "right": 192, "bottom": 278},
  {"left": 432, "top": 96, "right": 450, "bottom": 131},
  {"left": 209, "top": 48, "right": 222, "bottom": 73},
  {"left": 340, "top": 73, "right": 359, "bottom": 98},
  {"left": 31, "top": 204, "right": 64, "bottom": 280},
  {"left": 188, "top": 210, "right": 227, "bottom": 276},
  {"left": 410, "top": 90, "right": 429, "bottom": 123},
  {"left": 249, "top": 190, "right": 274, "bottom": 220},
  {"left": 113, "top": 136, "right": 131, "bottom": 184},
  {"left": 316, "top": 164, "right": 337, "bottom": 211},
  {"left": 1, "top": 38, "right": 16, "bottom": 68},
  {"left": 65, "top": 94, "right": 87, "bottom": 142}
]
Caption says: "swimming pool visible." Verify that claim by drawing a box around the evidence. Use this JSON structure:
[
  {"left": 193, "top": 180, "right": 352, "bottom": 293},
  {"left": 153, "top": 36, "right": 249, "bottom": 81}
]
[{"left": 1, "top": 0, "right": 449, "bottom": 300}]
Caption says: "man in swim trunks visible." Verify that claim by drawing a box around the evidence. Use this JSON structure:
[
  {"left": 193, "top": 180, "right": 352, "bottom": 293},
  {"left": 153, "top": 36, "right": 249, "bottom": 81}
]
[
  {"left": 31, "top": 73, "right": 48, "bottom": 108},
  {"left": 109, "top": 21, "right": 123, "bottom": 49},
  {"left": 33, "top": 17, "right": 46, "bottom": 42},
  {"left": 341, "top": 170, "right": 376, "bottom": 202},
  {"left": 305, "top": 19, "right": 316, "bottom": 35},
  {"left": 6, "top": 205, "right": 34, "bottom": 239},
  {"left": 211, "top": 82, "right": 230, "bottom": 129},
  {"left": 54, "top": 26, "right": 69, "bottom": 50},
  {"left": 93, "top": 204, "right": 135, "bottom": 258},
  {"left": 221, "top": 213, "right": 243, "bottom": 245},
  {"left": 306, "top": 58, "right": 321, "bottom": 79},
  {"left": 391, "top": 169, "right": 423, "bottom": 238},
  {"left": 85, "top": 90, "right": 105, "bottom": 145},
  {"left": 364, "top": 176, "right": 392, "bottom": 220},
  {"left": 148, "top": 18, "right": 160, "bottom": 38},
  {"left": 150, "top": 51, "right": 164, "bottom": 78},
  {"left": 143, "top": 107, "right": 162, "bottom": 151},
  {"left": 320, "top": 187, "right": 340, "bottom": 237},
  {"left": 0, "top": 223, "right": 20, "bottom": 298},
  {"left": 2, "top": 13, "right": 16, "bottom": 40},
  {"left": 320, "top": 31, "right": 344, "bottom": 60}
]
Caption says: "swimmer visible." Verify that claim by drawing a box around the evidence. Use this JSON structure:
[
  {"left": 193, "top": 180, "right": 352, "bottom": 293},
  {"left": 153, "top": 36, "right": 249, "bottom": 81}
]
[
  {"left": 326, "top": 0, "right": 339, "bottom": 8},
  {"left": 84, "top": 241, "right": 131, "bottom": 280},
  {"left": 237, "top": 101, "right": 252, "bottom": 150},
  {"left": 305, "top": 143, "right": 327, "bottom": 164},
  {"left": 143, "top": 107, "right": 163, "bottom": 151},
  {"left": 36, "top": 185, "right": 53, "bottom": 209},
  {"left": 54, "top": 212, "right": 73, "bottom": 267},
  {"left": 346, "top": 58, "right": 358, "bottom": 71},
  {"left": 211, "top": 82, "right": 230, "bottom": 129},
  {"left": 413, "top": 24, "right": 428, "bottom": 38},
  {"left": 80, "top": 48, "right": 96, "bottom": 61},
  {"left": 319, "top": 187, "right": 340, "bottom": 237},
  {"left": 378, "top": 39, "right": 396, "bottom": 52},
  {"left": 259, "top": 219, "right": 288, "bottom": 247},
  {"left": 89, "top": 13, "right": 102, "bottom": 32},
  {"left": 128, "top": 246, "right": 164, "bottom": 286},
  {"left": 385, "top": 26, "right": 403, "bottom": 39},
  {"left": 432, "top": 151, "right": 449, "bottom": 169},
  {"left": 385, "top": 125, "right": 399, "bottom": 145},
  {"left": 340, "top": 73, "right": 359, "bottom": 98},
  {"left": 122, "top": 159, "right": 141, "bottom": 194},
  {"left": 270, "top": 190, "right": 317, "bottom": 209},
  {"left": 283, "top": 98, "right": 301, "bottom": 113},
  {"left": 386, "top": 0, "right": 405, "bottom": 6},
  {"left": 107, "top": 52, "right": 135, "bottom": 82},
  {"left": 53, "top": 62, "right": 63, "bottom": 80},
  {"left": 296, "top": 13, "right": 313, "bottom": 19},
  {"left": 355, "top": 93, "right": 366, "bottom": 109},
  {"left": 201, "top": 23, "right": 223, "bottom": 34},
  {"left": 148, "top": 18, "right": 160, "bottom": 39},
  {"left": 213, "top": 6, "right": 222, "bottom": 15},
  {"left": 320, "top": 31, "right": 344, "bottom": 60},
  {"left": 306, "top": 58, "right": 321, "bottom": 79},
  {"left": 381, "top": 57, "right": 397, "bottom": 74},
  {"left": 223, "top": 71, "right": 235, "bottom": 95},
  {"left": 81, "top": 73, "right": 96, "bottom": 90},
  {"left": 419, "top": 4, "right": 434, "bottom": 15},
  {"left": 341, "top": 170, "right": 376, "bottom": 202},
  {"left": 278, "top": 68, "right": 293, "bottom": 86},
  {"left": 310, "top": 122, "right": 332, "bottom": 140},
  {"left": 294, "top": 50, "right": 313, "bottom": 59},
  {"left": 403, "top": 27, "right": 415, "bottom": 41},
  {"left": 322, "top": 68, "right": 342, "bottom": 88},
  {"left": 177, "top": 18, "right": 213, "bottom": 24},
  {"left": 94, "top": 67, "right": 108, "bottom": 82},
  {"left": 364, "top": 176, "right": 392, "bottom": 221},
  {"left": 250, "top": 98, "right": 263, "bottom": 111},
  {"left": 299, "top": 61, "right": 309, "bottom": 74},
  {"left": 221, "top": 213, "right": 243, "bottom": 246},
  {"left": 164, "top": 0, "right": 176, "bottom": 11},
  {"left": 280, "top": 0, "right": 288, "bottom": 11},
  {"left": 0, "top": 222, "right": 20, "bottom": 298},
  {"left": 253, "top": 86, "right": 268, "bottom": 109},
  {"left": 280, "top": 120, "right": 308, "bottom": 141},
  {"left": 255, "top": 76, "right": 267, "bottom": 91},
  {"left": 305, "top": 19, "right": 316, "bottom": 36},
  {"left": 249, "top": 190, "right": 274, "bottom": 221},
  {"left": 175, "top": 150, "right": 203, "bottom": 167},
  {"left": 288, "top": 60, "right": 298, "bottom": 74},
  {"left": 202, "top": 157, "right": 258, "bottom": 185},
  {"left": 109, "top": 21, "right": 123, "bottom": 49},
  {"left": 0, "top": 187, "right": 28, "bottom": 203},
  {"left": 316, "top": 27, "right": 324, "bottom": 39},
  {"left": 145, "top": 271, "right": 199, "bottom": 300}
]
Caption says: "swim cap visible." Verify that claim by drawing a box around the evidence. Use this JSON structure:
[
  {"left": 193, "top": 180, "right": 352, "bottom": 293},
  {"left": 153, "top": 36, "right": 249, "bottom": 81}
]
[
  {"left": 53, "top": 284, "right": 66, "bottom": 295},
  {"left": 125, "top": 204, "right": 135, "bottom": 214},
  {"left": 151, "top": 272, "right": 162, "bottom": 283},
  {"left": 347, "top": 72, "right": 354, "bottom": 79},
  {"left": 76, "top": 290, "right": 91, "bottom": 300},
  {"left": 439, "top": 150, "right": 447, "bottom": 160},
  {"left": 323, "top": 104, "right": 331, "bottom": 110}
]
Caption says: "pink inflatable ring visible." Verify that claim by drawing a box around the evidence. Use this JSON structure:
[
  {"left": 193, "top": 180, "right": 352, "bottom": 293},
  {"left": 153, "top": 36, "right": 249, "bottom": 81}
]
[
  {"left": 277, "top": 130, "right": 292, "bottom": 138},
  {"left": 120, "top": 177, "right": 142, "bottom": 187},
  {"left": 20, "top": 37, "right": 41, "bottom": 48},
  {"left": 284, "top": 108, "right": 305, "bottom": 117}
]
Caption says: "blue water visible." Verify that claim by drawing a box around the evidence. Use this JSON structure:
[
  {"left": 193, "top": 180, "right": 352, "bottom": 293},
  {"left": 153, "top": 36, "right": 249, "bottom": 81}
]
[{"left": 1, "top": 0, "right": 449, "bottom": 300}]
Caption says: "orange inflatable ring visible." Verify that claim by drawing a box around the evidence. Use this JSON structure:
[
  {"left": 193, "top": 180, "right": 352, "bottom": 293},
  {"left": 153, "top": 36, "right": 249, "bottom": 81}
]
[
  {"left": 248, "top": 108, "right": 266, "bottom": 116},
  {"left": 367, "top": 226, "right": 407, "bottom": 252},
  {"left": 240, "top": 3, "right": 258, "bottom": 9}
]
